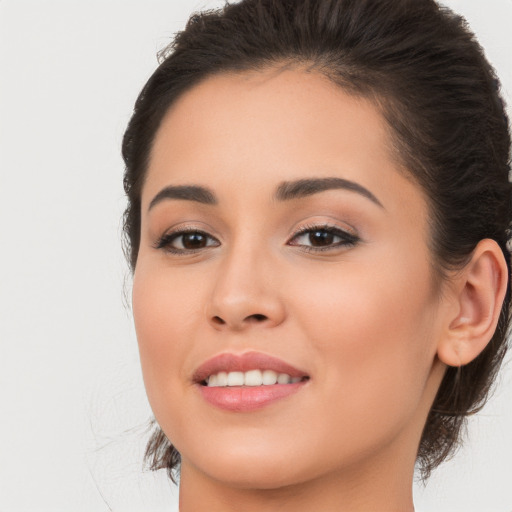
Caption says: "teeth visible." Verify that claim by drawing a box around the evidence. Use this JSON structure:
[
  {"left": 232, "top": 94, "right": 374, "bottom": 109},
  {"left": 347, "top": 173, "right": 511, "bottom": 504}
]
[
  {"left": 262, "top": 369, "right": 277, "bottom": 385},
  {"left": 245, "top": 369, "right": 263, "bottom": 386},
  {"left": 277, "top": 373, "right": 291, "bottom": 384},
  {"left": 227, "top": 371, "right": 244, "bottom": 386},
  {"left": 206, "top": 370, "right": 303, "bottom": 387},
  {"left": 217, "top": 371, "right": 228, "bottom": 386}
]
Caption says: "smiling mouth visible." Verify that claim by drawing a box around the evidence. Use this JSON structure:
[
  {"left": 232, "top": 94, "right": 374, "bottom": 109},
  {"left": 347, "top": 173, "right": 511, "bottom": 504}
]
[
  {"left": 195, "top": 352, "right": 310, "bottom": 411},
  {"left": 203, "top": 369, "right": 309, "bottom": 387}
]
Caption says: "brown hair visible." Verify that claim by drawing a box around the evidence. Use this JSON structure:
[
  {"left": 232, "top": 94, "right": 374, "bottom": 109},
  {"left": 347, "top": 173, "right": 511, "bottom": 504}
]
[{"left": 122, "top": 0, "right": 512, "bottom": 481}]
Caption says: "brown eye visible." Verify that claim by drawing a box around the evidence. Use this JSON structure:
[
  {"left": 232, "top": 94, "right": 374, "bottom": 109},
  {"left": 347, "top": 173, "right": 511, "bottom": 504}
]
[
  {"left": 308, "top": 230, "right": 336, "bottom": 247},
  {"left": 288, "top": 225, "right": 359, "bottom": 252},
  {"left": 156, "top": 230, "right": 220, "bottom": 253},
  {"left": 181, "top": 232, "right": 208, "bottom": 249}
]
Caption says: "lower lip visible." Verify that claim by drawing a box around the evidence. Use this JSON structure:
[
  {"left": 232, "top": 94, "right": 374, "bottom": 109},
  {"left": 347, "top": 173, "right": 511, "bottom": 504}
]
[{"left": 198, "top": 382, "right": 306, "bottom": 412}]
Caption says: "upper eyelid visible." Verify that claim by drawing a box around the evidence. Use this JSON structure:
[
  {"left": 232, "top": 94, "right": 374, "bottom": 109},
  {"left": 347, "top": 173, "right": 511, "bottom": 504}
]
[
  {"left": 159, "top": 224, "right": 220, "bottom": 240},
  {"left": 289, "top": 223, "right": 358, "bottom": 239},
  {"left": 154, "top": 226, "right": 219, "bottom": 250},
  {"left": 154, "top": 222, "right": 359, "bottom": 251},
  {"left": 161, "top": 223, "right": 355, "bottom": 238},
  {"left": 160, "top": 222, "right": 358, "bottom": 241}
]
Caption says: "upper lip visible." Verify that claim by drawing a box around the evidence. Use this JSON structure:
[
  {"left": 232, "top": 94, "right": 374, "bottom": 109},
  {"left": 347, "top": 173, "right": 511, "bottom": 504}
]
[{"left": 192, "top": 351, "right": 309, "bottom": 383}]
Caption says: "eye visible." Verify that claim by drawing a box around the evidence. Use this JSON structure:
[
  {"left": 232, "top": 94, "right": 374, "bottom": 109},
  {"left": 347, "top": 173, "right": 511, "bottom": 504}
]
[
  {"left": 288, "top": 224, "right": 359, "bottom": 252},
  {"left": 155, "top": 228, "right": 220, "bottom": 254}
]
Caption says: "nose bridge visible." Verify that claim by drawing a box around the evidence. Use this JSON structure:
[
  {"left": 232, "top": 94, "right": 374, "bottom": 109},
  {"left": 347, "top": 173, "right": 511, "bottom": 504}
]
[{"left": 207, "top": 231, "right": 284, "bottom": 330}]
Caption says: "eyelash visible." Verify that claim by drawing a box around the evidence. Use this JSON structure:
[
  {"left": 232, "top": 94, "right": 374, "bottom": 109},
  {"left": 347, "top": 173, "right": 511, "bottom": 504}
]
[
  {"left": 288, "top": 223, "right": 359, "bottom": 253},
  {"left": 154, "top": 224, "right": 359, "bottom": 255},
  {"left": 154, "top": 227, "right": 220, "bottom": 255}
]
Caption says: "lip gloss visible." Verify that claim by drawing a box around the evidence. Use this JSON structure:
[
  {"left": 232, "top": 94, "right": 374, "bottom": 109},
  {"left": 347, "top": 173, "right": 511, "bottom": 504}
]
[
  {"left": 198, "top": 381, "right": 305, "bottom": 412},
  {"left": 193, "top": 351, "right": 309, "bottom": 412}
]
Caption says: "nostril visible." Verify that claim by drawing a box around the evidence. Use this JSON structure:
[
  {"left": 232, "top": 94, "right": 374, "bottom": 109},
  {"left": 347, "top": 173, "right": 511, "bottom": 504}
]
[
  {"left": 210, "top": 313, "right": 270, "bottom": 328},
  {"left": 212, "top": 316, "right": 226, "bottom": 325},
  {"left": 247, "top": 314, "right": 267, "bottom": 322}
]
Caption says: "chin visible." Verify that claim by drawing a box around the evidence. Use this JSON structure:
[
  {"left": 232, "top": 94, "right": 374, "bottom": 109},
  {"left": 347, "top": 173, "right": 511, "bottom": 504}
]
[
  {"left": 207, "top": 465, "right": 309, "bottom": 491},
  {"left": 182, "top": 443, "right": 314, "bottom": 490}
]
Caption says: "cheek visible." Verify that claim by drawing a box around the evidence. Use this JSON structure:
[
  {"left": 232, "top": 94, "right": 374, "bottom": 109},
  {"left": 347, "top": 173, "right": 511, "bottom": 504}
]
[
  {"left": 290, "top": 256, "right": 438, "bottom": 440},
  {"left": 295, "top": 253, "right": 435, "bottom": 348},
  {"left": 132, "top": 265, "right": 201, "bottom": 409}
]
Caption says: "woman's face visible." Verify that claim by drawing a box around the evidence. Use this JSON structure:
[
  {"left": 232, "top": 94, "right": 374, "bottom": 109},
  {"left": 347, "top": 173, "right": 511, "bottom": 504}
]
[{"left": 133, "top": 67, "right": 448, "bottom": 488}]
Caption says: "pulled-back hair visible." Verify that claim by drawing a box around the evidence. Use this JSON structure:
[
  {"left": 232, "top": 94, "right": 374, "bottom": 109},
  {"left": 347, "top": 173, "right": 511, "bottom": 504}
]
[{"left": 122, "top": 0, "right": 512, "bottom": 481}]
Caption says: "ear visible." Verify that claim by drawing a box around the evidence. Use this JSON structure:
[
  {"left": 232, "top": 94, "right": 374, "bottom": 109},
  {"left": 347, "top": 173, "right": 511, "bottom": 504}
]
[{"left": 437, "top": 239, "right": 509, "bottom": 367}]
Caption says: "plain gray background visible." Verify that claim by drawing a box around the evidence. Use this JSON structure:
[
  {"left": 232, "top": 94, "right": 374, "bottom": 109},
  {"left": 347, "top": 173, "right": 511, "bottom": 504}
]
[{"left": 1, "top": 1, "right": 511, "bottom": 510}]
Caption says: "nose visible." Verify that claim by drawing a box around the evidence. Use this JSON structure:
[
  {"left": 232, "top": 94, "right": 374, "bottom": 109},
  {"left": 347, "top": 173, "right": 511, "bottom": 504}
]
[{"left": 206, "top": 244, "right": 286, "bottom": 331}]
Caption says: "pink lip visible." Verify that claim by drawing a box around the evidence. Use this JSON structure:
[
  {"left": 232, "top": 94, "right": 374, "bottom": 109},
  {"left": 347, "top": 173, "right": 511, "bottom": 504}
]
[
  {"left": 192, "top": 351, "right": 308, "bottom": 383},
  {"left": 193, "top": 351, "right": 310, "bottom": 412}
]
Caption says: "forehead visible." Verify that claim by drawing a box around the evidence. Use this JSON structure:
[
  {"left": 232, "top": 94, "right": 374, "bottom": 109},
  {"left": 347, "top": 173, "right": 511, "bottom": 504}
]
[{"left": 143, "top": 66, "right": 425, "bottom": 219}]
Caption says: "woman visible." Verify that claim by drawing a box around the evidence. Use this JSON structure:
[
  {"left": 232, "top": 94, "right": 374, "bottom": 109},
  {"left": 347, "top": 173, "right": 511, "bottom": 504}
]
[{"left": 122, "top": 0, "right": 511, "bottom": 510}]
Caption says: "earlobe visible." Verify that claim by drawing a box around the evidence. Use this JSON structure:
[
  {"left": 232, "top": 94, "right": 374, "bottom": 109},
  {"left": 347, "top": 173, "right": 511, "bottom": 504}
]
[{"left": 437, "top": 239, "right": 509, "bottom": 367}]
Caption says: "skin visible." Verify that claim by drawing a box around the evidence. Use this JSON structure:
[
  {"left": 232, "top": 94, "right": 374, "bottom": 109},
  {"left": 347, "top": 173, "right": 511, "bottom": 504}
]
[{"left": 132, "top": 66, "right": 506, "bottom": 511}]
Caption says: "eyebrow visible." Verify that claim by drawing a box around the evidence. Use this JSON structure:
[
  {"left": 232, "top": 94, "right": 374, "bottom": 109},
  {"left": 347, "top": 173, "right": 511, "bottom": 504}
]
[
  {"left": 275, "top": 177, "right": 383, "bottom": 208},
  {"left": 148, "top": 176, "right": 383, "bottom": 211},
  {"left": 148, "top": 185, "right": 217, "bottom": 211}
]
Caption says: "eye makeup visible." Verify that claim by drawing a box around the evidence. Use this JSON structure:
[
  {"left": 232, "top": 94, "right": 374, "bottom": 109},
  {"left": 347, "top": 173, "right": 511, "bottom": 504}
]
[
  {"left": 287, "top": 222, "right": 360, "bottom": 253},
  {"left": 153, "top": 221, "right": 360, "bottom": 256},
  {"left": 154, "top": 226, "right": 221, "bottom": 254}
]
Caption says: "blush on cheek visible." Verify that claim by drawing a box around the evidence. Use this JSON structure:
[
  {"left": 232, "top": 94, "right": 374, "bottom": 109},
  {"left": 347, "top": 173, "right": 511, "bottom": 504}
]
[{"left": 295, "top": 260, "right": 437, "bottom": 410}]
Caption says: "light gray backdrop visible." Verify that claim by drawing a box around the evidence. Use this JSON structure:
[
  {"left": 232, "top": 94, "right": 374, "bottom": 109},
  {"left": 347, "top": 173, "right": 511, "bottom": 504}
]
[{"left": 1, "top": 1, "right": 511, "bottom": 511}]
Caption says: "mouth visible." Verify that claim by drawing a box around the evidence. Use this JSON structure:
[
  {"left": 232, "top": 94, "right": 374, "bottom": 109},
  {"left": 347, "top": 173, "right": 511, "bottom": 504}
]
[
  {"left": 202, "top": 369, "right": 308, "bottom": 387},
  {"left": 193, "top": 351, "right": 310, "bottom": 411},
  {"left": 193, "top": 350, "right": 310, "bottom": 385}
]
